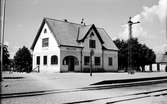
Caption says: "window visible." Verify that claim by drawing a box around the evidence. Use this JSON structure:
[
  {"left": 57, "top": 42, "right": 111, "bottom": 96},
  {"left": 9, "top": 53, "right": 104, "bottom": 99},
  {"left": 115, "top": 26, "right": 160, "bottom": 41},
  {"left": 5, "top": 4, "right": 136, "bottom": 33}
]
[
  {"left": 36, "top": 56, "right": 40, "bottom": 65},
  {"left": 84, "top": 56, "right": 90, "bottom": 65},
  {"left": 89, "top": 40, "right": 96, "bottom": 48},
  {"left": 42, "top": 38, "right": 49, "bottom": 47},
  {"left": 63, "top": 56, "right": 79, "bottom": 65},
  {"left": 51, "top": 55, "right": 58, "bottom": 65},
  {"left": 43, "top": 56, "right": 47, "bottom": 65},
  {"left": 90, "top": 32, "right": 94, "bottom": 37},
  {"left": 109, "top": 57, "right": 113, "bottom": 66},
  {"left": 44, "top": 29, "right": 47, "bottom": 33},
  {"left": 63, "top": 59, "right": 68, "bottom": 65},
  {"left": 95, "top": 57, "right": 100, "bottom": 66}
]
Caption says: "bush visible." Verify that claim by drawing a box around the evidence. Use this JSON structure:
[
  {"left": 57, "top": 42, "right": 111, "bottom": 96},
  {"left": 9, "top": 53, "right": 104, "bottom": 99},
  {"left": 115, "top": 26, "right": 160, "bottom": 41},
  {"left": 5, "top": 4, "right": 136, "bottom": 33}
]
[{"left": 14, "top": 46, "right": 32, "bottom": 72}]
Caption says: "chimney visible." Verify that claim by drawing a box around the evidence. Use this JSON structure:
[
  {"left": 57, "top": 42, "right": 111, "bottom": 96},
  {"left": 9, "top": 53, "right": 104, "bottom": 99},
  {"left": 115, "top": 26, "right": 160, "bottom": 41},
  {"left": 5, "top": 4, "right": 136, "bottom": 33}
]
[
  {"left": 81, "top": 18, "right": 84, "bottom": 24},
  {"left": 64, "top": 19, "right": 68, "bottom": 22}
]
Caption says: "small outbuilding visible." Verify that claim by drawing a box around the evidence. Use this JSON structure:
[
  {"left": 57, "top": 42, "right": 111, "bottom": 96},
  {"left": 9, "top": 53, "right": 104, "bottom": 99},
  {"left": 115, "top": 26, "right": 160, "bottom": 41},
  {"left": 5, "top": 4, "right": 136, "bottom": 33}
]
[{"left": 156, "top": 53, "right": 167, "bottom": 71}]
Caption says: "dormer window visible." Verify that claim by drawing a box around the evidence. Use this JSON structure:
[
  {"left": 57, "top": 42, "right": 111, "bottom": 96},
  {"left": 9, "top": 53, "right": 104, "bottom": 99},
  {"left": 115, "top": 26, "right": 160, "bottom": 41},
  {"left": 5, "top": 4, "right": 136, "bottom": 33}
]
[
  {"left": 44, "top": 29, "right": 47, "bottom": 33},
  {"left": 89, "top": 39, "right": 96, "bottom": 48},
  {"left": 42, "top": 38, "right": 49, "bottom": 47}
]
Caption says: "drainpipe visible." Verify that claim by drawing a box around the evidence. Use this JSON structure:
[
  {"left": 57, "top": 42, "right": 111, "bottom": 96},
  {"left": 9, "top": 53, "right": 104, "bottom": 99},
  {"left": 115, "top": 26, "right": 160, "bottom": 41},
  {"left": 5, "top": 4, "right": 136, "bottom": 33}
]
[
  {"left": 80, "top": 47, "right": 83, "bottom": 72},
  {"left": 102, "top": 47, "right": 104, "bottom": 71}
]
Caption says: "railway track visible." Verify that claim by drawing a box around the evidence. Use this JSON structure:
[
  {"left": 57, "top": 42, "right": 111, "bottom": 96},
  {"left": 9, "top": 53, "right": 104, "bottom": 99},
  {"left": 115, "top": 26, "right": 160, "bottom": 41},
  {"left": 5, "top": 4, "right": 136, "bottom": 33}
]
[
  {"left": 63, "top": 88, "right": 167, "bottom": 104},
  {"left": 1, "top": 77, "right": 167, "bottom": 103},
  {"left": 106, "top": 88, "right": 167, "bottom": 104}
]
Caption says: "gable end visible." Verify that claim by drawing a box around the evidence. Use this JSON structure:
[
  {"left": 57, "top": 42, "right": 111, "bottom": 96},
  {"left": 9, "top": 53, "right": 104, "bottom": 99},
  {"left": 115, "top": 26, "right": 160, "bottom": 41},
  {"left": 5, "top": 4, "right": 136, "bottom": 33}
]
[
  {"left": 79, "top": 24, "right": 104, "bottom": 44},
  {"left": 31, "top": 18, "right": 60, "bottom": 50}
]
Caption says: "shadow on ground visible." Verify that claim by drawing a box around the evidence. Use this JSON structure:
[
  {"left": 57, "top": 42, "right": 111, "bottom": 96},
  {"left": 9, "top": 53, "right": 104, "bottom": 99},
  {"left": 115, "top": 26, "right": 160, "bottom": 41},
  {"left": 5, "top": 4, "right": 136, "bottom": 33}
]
[
  {"left": 2, "top": 77, "right": 24, "bottom": 79},
  {"left": 91, "top": 76, "right": 167, "bottom": 85}
]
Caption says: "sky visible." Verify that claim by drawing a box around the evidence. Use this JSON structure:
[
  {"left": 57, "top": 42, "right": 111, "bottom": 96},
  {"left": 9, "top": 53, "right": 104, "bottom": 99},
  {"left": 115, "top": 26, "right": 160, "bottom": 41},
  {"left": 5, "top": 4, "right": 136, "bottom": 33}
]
[{"left": 2, "top": 0, "right": 167, "bottom": 58}]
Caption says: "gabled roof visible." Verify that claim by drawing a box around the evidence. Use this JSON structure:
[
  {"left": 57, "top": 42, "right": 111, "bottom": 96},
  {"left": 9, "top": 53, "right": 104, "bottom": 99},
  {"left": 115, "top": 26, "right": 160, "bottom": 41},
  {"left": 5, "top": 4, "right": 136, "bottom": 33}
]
[
  {"left": 31, "top": 17, "right": 118, "bottom": 51},
  {"left": 97, "top": 28, "right": 118, "bottom": 51},
  {"left": 77, "top": 25, "right": 91, "bottom": 41},
  {"left": 31, "top": 19, "right": 46, "bottom": 50},
  {"left": 78, "top": 24, "right": 104, "bottom": 44}
]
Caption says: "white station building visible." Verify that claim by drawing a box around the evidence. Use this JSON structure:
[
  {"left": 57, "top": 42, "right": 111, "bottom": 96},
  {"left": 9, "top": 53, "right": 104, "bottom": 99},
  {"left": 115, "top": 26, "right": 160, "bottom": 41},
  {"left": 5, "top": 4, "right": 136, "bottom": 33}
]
[{"left": 31, "top": 18, "right": 118, "bottom": 72}]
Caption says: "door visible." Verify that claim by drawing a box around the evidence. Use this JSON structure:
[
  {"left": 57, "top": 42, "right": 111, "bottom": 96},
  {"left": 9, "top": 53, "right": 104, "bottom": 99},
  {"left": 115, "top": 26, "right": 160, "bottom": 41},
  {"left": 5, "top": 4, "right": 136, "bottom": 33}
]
[
  {"left": 68, "top": 57, "right": 74, "bottom": 71},
  {"left": 63, "top": 56, "right": 79, "bottom": 72}
]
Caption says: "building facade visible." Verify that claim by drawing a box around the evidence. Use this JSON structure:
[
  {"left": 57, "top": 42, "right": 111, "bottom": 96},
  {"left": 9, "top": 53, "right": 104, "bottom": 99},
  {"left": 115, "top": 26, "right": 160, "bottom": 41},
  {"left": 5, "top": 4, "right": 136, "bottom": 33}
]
[{"left": 31, "top": 18, "right": 118, "bottom": 72}]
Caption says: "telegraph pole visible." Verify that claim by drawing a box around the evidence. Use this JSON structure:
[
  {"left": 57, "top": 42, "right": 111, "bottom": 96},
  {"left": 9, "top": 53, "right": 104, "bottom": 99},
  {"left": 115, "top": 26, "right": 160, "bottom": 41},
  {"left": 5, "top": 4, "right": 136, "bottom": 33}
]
[
  {"left": 127, "top": 17, "right": 140, "bottom": 74},
  {"left": 90, "top": 49, "right": 94, "bottom": 76},
  {"left": 1, "top": 0, "right": 6, "bottom": 81},
  {"left": 90, "top": 33, "right": 94, "bottom": 77}
]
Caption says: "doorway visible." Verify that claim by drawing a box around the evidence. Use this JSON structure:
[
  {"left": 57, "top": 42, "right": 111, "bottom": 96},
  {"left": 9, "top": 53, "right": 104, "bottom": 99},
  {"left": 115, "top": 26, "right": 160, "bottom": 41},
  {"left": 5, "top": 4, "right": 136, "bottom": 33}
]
[{"left": 63, "top": 56, "right": 79, "bottom": 71}]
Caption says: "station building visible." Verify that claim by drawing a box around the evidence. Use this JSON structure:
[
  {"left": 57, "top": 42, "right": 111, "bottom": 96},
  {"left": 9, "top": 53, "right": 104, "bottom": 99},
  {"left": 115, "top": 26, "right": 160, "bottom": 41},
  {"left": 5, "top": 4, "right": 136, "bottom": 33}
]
[{"left": 31, "top": 18, "right": 118, "bottom": 72}]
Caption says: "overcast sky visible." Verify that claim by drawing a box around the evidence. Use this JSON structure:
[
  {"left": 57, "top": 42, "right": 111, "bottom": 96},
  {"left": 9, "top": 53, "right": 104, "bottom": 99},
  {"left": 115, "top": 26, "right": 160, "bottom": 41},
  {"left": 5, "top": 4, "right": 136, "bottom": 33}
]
[{"left": 2, "top": 0, "right": 167, "bottom": 58}]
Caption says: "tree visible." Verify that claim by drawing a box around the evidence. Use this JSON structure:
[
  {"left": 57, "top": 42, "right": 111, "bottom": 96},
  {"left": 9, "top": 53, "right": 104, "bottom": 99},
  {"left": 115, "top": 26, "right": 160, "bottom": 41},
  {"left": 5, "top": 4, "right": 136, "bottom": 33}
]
[
  {"left": 136, "top": 44, "right": 155, "bottom": 71},
  {"left": 113, "top": 39, "right": 128, "bottom": 70},
  {"left": 14, "top": 46, "right": 32, "bottom": 72},
  {"left": 114, "top": 38, "right": 156, "bottom": 72},
  {"left": 0, "top": 45, "right": 10, "bottom": 71}
]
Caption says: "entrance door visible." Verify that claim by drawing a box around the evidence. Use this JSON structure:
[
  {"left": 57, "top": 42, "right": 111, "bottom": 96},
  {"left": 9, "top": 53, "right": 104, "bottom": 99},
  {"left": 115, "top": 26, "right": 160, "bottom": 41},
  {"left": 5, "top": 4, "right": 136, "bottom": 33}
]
[
  {"left": 63, "top": 56, "right": 78, "bottom": 72},
  {"left": 68, "top": 57, "right": 74, "bottom": 71}
]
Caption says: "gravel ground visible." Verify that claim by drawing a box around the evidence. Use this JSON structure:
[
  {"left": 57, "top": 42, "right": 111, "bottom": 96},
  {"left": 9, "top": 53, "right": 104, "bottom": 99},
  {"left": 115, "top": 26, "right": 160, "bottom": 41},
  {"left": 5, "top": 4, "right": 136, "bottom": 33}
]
[
  {"left": 1, "top": 83, "right": 167, "bottom": 104},
  {"left": 1, "top": 72, "right": 167, "bottom": 104},
  {"left": 113, "top": 95, "right": 167, "bottom": 104},
  {"left": 1, "top": 72, "right": 167, "bottom": 94}
]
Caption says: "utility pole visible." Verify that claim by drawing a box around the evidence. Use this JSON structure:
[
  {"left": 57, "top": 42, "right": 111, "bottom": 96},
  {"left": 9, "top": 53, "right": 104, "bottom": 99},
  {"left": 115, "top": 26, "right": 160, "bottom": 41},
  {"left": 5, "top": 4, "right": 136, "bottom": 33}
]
[
  {"left": 90, "top": 49, "right": 94, "bottom": 76},
  {"left": 127, "top": 17, "right": 140, "bottom": 74},
  {"left": 0, "top": 0, "right": 6, "bottom": 81},
  {"left": 90, "top": 33, "right": 94, "bottom": 77}
]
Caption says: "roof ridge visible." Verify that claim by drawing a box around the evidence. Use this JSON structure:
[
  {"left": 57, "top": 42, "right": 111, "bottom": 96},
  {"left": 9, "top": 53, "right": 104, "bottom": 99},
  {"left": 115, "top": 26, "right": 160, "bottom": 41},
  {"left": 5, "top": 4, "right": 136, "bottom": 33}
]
[
  {"left": 97, "top": 27, "right": 105, "bottom": 29},
  {"left": 44, "top": 17, "right": 91, "bottom": 27},
  {"left": 101, "top": 29, "right": 113, "bottom": 41}
]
